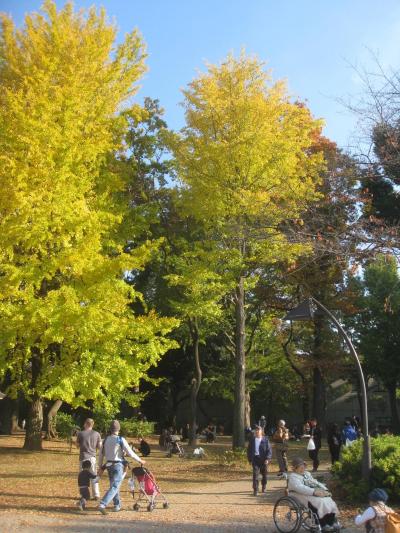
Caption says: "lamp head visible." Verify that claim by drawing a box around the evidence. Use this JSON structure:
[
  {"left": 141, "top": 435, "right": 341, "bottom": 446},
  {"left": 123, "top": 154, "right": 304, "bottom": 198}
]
[{"left": 284, "top": 298, "right": 316, "bottom": 321}]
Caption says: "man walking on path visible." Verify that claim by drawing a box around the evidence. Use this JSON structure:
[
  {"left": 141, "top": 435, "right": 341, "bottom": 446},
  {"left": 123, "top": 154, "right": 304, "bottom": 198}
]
[
  {"left": 98, "top": 420, "right": 145, "bottom": 514},
  {"left": 76, "top": 418, "right": 102, "bottom": 500},
  {"left": 247, "top": 425, "right": 272, "bottom": 496},
  {"left": 272, "top": 419, "right": 289, "bottom": 477}
]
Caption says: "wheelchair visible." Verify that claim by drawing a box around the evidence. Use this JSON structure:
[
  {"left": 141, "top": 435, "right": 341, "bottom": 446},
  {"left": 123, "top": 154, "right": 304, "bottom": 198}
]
[{"left": 273, "top": 493, "right": 340, "bottom": 533}]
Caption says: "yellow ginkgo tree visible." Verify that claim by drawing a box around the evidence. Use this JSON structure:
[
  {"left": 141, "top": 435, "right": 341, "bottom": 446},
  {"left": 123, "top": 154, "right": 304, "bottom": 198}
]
[
  {"left": 0, "top": 2, "right": 177, "bottom": 449},
  {"left": 170, "top": 53, "right": 325, "bottom": 447}
]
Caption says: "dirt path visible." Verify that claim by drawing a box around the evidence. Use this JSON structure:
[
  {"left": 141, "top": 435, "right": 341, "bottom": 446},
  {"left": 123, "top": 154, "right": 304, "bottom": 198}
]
[
  {"left": 0, "top": 435, "right": 360, "bottom": 532},
  {"left": 1, "top": 473, "right": 359, "bottom": 532}
]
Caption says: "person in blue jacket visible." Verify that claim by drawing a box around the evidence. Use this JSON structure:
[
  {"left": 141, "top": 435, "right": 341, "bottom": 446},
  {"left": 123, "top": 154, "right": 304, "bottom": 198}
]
[
  {"left": 342, "top": 418, "right": 358, "bottom": 445},
  {"left": 247, "top": 424, "right": 272, "bottom": 496}
]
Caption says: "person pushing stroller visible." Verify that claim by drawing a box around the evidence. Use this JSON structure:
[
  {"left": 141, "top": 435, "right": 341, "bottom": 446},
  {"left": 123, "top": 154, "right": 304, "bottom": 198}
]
[{"left": 98, "top": 420, "right": 145, "bottom": 515}]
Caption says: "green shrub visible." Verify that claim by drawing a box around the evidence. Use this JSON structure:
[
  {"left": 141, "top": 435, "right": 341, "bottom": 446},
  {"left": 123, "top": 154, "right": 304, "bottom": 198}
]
[
  {"left": 218, "top": 448, "right": 248, "bottom": 467},
  {"left": 55, "top": 412, "right": 78, "bottom": 439},
  {"left": 92, "top": 409, "right": 114, "bottom": 435},
  {"left": 90, "top": 409, "right": 155, "bottom": 438},
  {"left": 332, "top": 435, "right": 400, "bottom": 502},
  {"left": 119, "top": 419, "right": 155, "bottom": 438}
]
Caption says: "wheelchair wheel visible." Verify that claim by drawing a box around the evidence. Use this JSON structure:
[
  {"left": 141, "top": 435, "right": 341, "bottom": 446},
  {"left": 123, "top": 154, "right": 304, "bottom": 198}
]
[
  {"left": 273, "top": 496, "right": 302, "bottom": 533},
  {"left": 301, "top": 507, "right": 321, "bottom": 532}
]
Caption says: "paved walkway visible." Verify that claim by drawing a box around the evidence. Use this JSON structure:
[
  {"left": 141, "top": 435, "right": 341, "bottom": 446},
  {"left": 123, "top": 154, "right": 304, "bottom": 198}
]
[{"left": 0, "top": 474, "right": 359, "bottom": 533}]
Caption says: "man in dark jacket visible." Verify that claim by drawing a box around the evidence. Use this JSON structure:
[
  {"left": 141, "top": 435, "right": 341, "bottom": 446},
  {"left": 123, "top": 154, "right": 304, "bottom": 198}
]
[{"left": 247, "top": 425, "right": 272, "bottom": 496}]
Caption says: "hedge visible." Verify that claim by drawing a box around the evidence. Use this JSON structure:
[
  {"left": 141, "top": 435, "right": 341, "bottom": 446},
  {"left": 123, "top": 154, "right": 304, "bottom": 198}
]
[{"left": 332, "top": 435, "right": 400, "bottom": 502}]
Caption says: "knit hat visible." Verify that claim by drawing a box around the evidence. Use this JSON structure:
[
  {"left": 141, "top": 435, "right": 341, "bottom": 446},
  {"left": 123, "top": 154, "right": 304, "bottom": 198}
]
[
  {"left": 291, "top": 457, "right": 306, "bottom": 468},
  {"left": 110, "top": 420, "right": 121, "bottom": 433},
  {"left": 368, "top": 488, "right": 388, "bottom": 503}
]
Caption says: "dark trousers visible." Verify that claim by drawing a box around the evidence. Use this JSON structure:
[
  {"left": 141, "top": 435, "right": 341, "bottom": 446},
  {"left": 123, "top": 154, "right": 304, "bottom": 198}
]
[
  {"left": 329, "top": 445, "right": 341, "bottom": 465},
  {"left": 275, "top": 444, "right": 288, "bottom": 472},
  {"left": 252, "top": 456, "right": 267, "bottom": 491},
  {"left": 308, "top": 448, "right": 320, "bottom": 471},
  {"left": 79, "top": 486, "right": 90, "bottom": 507}
]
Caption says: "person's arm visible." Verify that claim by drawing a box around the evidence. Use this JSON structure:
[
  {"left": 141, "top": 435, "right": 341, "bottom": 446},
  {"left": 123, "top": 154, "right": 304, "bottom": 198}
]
[
  {"left": 355, "top": 507, "right": 375, "bottom": 526},
  {"left": 122, "top": 438, "right": 145, "bottom": 464},
  {"left": 98, "top": 439, "right": 104, "bottom": 467},
  {"left": 288, "top": 475, "right": 315, "bottom": 496},
  {"left": 75, "top": 432, "right": 81, "bottom": 449},
  {"left": 90, "top": 471, "right": 102, "bottom": 482},
  {"left": 247, "top": 440, "right": 253, "bottom": 463}
]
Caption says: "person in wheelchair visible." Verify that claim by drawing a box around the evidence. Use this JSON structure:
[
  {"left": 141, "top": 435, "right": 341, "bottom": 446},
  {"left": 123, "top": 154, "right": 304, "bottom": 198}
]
[{"left": 288, "top": 457, "right": 340, "bottom": 531}]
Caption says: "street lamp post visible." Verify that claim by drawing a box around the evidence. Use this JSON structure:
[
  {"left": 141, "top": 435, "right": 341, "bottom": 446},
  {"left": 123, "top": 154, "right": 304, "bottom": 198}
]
[{"left": 284, "top": 297, "right": 372, "bottom": 481}]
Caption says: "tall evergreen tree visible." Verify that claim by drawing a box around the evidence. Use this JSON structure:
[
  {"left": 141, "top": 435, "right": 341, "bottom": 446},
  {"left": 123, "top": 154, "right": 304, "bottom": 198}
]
[{"left": 351, "top": 255, "right": 400, "bottom": 434}]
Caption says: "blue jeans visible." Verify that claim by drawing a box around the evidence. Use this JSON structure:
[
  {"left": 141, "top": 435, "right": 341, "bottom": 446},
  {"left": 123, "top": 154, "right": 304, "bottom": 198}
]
[{"left": 100, "top": 463, "right": 124, "bottom": 508}]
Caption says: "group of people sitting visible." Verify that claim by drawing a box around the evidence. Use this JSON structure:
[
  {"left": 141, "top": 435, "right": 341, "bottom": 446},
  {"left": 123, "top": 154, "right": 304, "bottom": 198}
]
[{"left": 162, "top": 422, "right": 219, "bottom": 444}]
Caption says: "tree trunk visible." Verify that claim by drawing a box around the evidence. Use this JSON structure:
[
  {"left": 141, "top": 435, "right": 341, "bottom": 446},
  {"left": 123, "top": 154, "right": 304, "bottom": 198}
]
[
  {"left": 302, "top": 389, "right": 311, "bottom": 423},
  {"left": 245, "top": 389, "right": 251, "bottom": 429},
  {"left": 45, "top": 400, "right": 63, "bottom": 440},
  {"left": 24, "top": 348, "right": 43, "bottom": 450},
  {"left": 132, "top": 386, "right": 140, "bottom": 418},
  {"left": 233, "top": 276, "right": 246, "bottom": 449},
  {"left": 312, "top": 366, "right": 326, "bottom": 426},
  {"left": 282, "top": 337, "right": 310, "bottom": 425},
  {"left": 312, "top": 315, "right": 326, "bottom": 428},
  {"left": 23, "top": 395, "right": 43, "bottom": 450},
  {"left": 387, "top": 381, "right": 400, "bottom": 435},
  {"left": 189, "top": 317, "right": 201, "bottom": 446},
  {"left": 0, "top": 396, "right": 19, "bottom": 434},
  {"left": 0, "top": 370, "right": 21, "bottom": 434}
]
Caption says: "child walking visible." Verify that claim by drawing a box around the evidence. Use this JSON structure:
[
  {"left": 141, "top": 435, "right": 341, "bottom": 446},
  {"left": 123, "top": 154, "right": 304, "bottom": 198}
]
[{"left": 77, "top": 459, "right": 100, "bottom": 511}]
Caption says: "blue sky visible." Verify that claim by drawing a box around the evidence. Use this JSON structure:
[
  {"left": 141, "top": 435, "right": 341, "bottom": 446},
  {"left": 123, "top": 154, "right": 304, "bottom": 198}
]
[{"left": 2, "top": 0, "right": 400, "bottom": 149}]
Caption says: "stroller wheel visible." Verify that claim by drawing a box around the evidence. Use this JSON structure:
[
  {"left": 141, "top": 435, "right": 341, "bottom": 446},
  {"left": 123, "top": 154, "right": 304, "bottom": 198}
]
[
  {"left": 163, "top": 502, "right": 169, "bottom": 509},
  {"left": 133, "top": 503, "right": 140, "bottom": 511},
  {"left": 147, "top": 503, "right": 154, "bottom": 512}
]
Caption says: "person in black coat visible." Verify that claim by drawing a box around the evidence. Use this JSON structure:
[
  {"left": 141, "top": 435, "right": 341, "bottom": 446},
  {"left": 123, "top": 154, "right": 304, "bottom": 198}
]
[
  {"left": 308, "top": 418, "right": 322, "bottom": 472},
  {"left": 327, "top": 423, "right": 341, "bottom": 465},
  {"left": 247, "top": 425, "right": 272, "bottom": 496}
]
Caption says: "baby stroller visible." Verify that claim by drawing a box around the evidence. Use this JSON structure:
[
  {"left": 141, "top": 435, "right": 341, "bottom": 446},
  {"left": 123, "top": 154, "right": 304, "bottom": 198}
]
[
  {"left": 166, "top": 434, "right": 185, "bottom": 457},
  {"left": 129, "top": 466, "right": 169, "bottom": 512}
]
